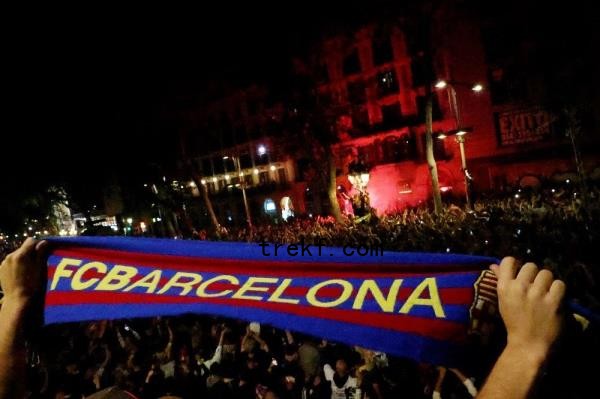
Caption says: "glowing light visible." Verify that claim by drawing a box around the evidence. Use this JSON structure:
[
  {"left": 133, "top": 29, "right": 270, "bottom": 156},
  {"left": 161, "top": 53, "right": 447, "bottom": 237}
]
[
  {"left": 437, "top": 133, "right": 447, "bottom": 140},
  {"left": 253, "top": 168, "right": 259, "bottom": 175},
  {"left": 200, "top": 179, "right": 207, "bottom": 185},
  {"left": 455, "top": 130, "right": 468, "bottom": 136},
  {"left": 257, "top": 144, "right": 267, "bottom": 156},
  {"left": 264, "top": 199, "right": 276, "bottom": 212},
  {"left": 239, "top": 172, "right": 244, "bottom": 177},
  {"left": 224, "top": 174, "right": 231, "bottom": 180},
  {"left": 126, "top": 218, "right": 133, "bottom": 224},
  {"left": 551, "top": 189, "right": 556, "bottom": 193},
  {"left": 270, "top": 165, "right": 277, "bottom": 171},
  {"left": 440, "top": 186, "right": 452, "bottom": 192},
  {"left": 188, "top": 181, "right": 196, "bottom": 187},
  {"left": 28, "top": 226, "right": 32, "bottom": 230},
  {"left": 514, "top": 194, "right": 520, "bottom": 198},
  {"left": 156, "top": 217, "right": 162, "bottom": 222},
  {"left": 471, "top": 84, "right": 484, "bottom": 92},
  {"left": 435, "top": 80, "right": 447, "bottom": 89},
  {"left": 143, "top": 183, "right": 148, "bottom": 187},
  {"left": 223, "top": 156, "right": 229, "bottom": 160},
  {"left": 212, "top": 177, "right": 218, "bottom": 183},
  {"left": 566, "top": 179, "right": 570, "bottom": 183}
]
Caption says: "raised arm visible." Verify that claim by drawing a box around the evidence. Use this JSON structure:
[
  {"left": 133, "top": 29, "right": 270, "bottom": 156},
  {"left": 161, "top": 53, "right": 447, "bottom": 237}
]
[
  {"left": 478, "top": 257, "right": 566, "bottom": 399},
  {"left": 0, "top": 238, "right": 48, "bottom": 399}
]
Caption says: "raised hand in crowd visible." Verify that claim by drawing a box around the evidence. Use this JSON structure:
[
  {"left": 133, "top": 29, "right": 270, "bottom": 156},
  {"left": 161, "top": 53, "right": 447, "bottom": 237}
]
[
  {"left": 0, "top": 238, "right": 48, "bottom": 399},
  {"left": 478, "top": 257, "right": 566, "bottom": 399}
]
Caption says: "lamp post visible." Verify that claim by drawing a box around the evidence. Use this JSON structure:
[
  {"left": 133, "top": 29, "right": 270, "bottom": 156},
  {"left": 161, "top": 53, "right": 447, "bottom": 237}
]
[
  {"left": 224, "top": 155, "right": 252, "bottom": 229},
  {"left": 437, "top": 128, "right": 473, "bottom": 209},
  {"left": 347, "top": 160, "right": 371, "bottom": 217},
  {"left": 435, "top": 79, "right": 483, "bottom": 210}
]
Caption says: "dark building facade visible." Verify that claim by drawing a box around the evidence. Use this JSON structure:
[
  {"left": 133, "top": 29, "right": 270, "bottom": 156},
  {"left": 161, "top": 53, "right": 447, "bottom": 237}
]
[{"left": 177, "top": 7, "right": 600, "bottom": 222}]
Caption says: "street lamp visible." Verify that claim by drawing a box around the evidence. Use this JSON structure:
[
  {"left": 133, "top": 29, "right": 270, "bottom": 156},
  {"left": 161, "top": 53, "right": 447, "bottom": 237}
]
[
  {"left": 434, "top": 80, "right": 448, "bottom": 89},
  {"left": 471, "top": 83, "right": 484, "bottom": 92},
  {"left": 434, "top": 78, "right": 483, "bottom": 210},
  {"left": 347, "top": 171, "right": 370, "bottom": 191},
  {"left": 437, "top": 127, "right": 474, "bottom": 209},
  {"left": 257, "top": 144, "right": 267, "bottom": 156},
  {"left": 347, "top": 159, "right": 371, "bottom": 216}
]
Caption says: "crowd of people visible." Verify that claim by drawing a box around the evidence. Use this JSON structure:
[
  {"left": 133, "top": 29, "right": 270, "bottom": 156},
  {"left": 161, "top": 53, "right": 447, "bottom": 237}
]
[
  {"left": 1, "top": 184, "right": 599, "bottom": 398},
  {"left": 225, "top": 185, "right": 600, "bottom": 313},
  {"left": 33, "top": 317, "right": 430, "bottom": 398}
]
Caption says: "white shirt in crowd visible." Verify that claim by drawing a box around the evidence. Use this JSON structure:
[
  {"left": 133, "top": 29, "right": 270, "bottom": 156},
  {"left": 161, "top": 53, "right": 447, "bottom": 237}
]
[{"left": 324, "top": 364, "right": 357, "bottom": 399}]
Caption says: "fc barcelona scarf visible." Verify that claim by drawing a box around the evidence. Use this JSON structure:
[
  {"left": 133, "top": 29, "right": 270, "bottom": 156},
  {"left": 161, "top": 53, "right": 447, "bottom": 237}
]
[{"left": 44, "top": 236, "right": 503, "bottom": 365}]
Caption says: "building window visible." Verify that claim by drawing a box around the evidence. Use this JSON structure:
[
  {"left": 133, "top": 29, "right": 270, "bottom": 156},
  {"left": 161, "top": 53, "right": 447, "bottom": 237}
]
[
  {"left": 296, "top": 158, "right": 310, "bottom": 182},
  {"left": 410, "top": 56, "right": 431, "bottom": 88},
  {"left": 357, "top": 144, "right": 377, "bottom": 165},
  {"left": 223, "top": 158, "right": 235, "bottom": 172},
  {"left": 377, "top": 69, "right": 399, "bottom": 98},
  {"left": 259, "top": 171, "right": 269, "bottom": 185},
  {"left": 381, "top": 135, "right": 417, "bottom": 164},
  {"left": 316, "top": 63, "right": 329, "bottom": 83},
  {"left": 350, "top": 105, "right": 370, "bottom": 136},
  {"left": 381, "top": 102, "right": 403, "bottom": 128},
  {"left": 277, "top": 168, "right": 287, "bottom": 183},
  {"left": 372, "top": 36, "right": 393, "bottom": 66},
  {"left": 343, "top": 49, "right": 361, "bottom": 76},
  {"left": 420, "top": 133, "right": 448, "bottom": 160},
  {"left": 209, "top": 180, "right": 219, "bottom": 193},
  {"left": 347, "top": 80, "right": 367, "bottom": 104},
  {"left": 256, "top": 153, "right": 269, "bottom": 166},
  {"left": 213, "top": 159, "right": 225, "bottom": 174},
  {"left": 239, "top": 153, "right": 252, "bottom": 169}
]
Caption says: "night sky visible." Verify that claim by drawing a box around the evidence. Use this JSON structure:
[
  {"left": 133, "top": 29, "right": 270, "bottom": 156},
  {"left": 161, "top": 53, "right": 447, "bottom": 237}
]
[{"left": 2, "top": 0, "right": 598, "bottom": 218}]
